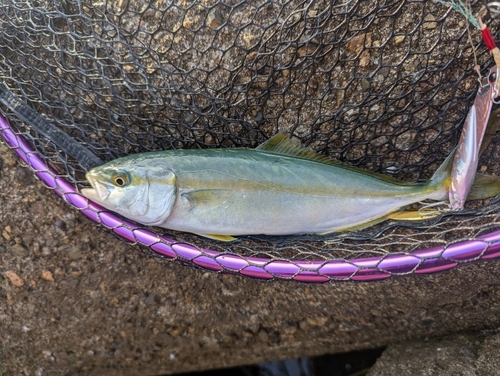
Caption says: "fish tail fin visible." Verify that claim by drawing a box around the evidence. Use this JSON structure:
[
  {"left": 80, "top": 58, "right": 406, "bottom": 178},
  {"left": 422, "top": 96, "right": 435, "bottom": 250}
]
[
  {"left": 427, "top": 147, "right": 456, "bottom": 191},
  {"left": 468, "top": 173, "right": 500, "bottom": 200},
  {"left": 427, "top": 147, "right": 500, "bottom": 201}
]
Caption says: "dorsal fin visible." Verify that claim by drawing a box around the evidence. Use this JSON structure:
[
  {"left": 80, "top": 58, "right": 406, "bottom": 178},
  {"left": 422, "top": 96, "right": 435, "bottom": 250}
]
[
  {"left": 256, "top": 132, "right": 339, "bottom": 165},
  {"left": 256, "top": 132, "right": 417, "bottom": 185}
]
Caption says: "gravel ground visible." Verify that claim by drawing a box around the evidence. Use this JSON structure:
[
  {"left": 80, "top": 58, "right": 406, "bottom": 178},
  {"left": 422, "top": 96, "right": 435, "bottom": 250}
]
[{"left": 3, "top": 141, "right": 500, "bottom": 375}]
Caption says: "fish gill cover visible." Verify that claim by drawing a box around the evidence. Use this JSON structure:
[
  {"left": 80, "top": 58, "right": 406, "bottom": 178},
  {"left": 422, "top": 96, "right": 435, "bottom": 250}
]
[{"left": 1, "top": 0, "right": 500, "bottom": 280}]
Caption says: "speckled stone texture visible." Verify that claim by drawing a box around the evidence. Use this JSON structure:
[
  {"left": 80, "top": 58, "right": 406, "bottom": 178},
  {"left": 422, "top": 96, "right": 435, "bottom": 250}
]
[{"left": 2, "top": 140, "right": 500, "bottom": 375}]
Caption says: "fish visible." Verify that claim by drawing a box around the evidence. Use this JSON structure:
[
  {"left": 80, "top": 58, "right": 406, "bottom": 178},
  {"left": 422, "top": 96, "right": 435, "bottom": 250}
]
[{"left": 81, "top": 133, "right": 500, "bottom": 241}]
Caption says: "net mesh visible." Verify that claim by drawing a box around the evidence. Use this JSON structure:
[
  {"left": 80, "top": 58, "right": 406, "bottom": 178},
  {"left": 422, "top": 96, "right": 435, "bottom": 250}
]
[{"left": 1, "top": 0, "right": 500, "bottom": 265}]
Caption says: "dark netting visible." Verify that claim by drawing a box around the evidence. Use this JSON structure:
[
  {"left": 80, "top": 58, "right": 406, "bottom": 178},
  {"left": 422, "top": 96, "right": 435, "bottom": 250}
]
[{"left": 1, "top": 0, "right": 500, "bottom": 266}]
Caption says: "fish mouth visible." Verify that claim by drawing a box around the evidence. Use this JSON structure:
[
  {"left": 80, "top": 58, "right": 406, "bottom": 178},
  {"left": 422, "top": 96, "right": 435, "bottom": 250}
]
[
  {"left": 81, "top": 173, "right": 111, "bottom": 201},
  {"left": 80, "top": 187, "right": 99, "bottom": 201}
]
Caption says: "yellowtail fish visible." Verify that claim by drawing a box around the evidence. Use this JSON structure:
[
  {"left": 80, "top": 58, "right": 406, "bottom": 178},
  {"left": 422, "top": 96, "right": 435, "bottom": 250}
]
[{"left": 81, "top": 133, "right": 500, "bottom": 241}]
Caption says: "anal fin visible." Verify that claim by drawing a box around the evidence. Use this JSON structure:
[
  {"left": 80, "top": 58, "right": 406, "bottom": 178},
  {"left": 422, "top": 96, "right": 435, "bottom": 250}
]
[
  {"left": 317, "top": 214, "right": 395, "bottom": 234},
  {"left": 196, "top": 233, "right": 237, "bottom": 242},
  {"left": 387, "top": 209, "right": 439, "bottom": 221},
  {"left": 318, "top": 208, "right": 441, "bottom": 235}
]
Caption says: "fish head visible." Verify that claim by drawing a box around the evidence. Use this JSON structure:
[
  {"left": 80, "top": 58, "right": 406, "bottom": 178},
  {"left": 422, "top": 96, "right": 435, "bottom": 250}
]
[{"left": 81, "top": 160, "right": 177, "bottom": 226}]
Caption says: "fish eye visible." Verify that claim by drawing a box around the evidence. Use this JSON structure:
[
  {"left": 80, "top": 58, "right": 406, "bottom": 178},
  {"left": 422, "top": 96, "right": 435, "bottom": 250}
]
[
  {"left": 490, "top": 72, "right": 497, "bottom": 83},
  {"left": 112, "top": 173, "right": 130, "bottom": 187}
]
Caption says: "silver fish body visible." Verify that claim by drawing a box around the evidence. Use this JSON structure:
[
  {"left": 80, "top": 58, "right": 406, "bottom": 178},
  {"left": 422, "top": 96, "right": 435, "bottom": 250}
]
[
  {"left": 152, "top": 150, "right": 444, "bottom": 236},
  {"left": 82, "top": 134, "right": 453, "bottom": 239}
]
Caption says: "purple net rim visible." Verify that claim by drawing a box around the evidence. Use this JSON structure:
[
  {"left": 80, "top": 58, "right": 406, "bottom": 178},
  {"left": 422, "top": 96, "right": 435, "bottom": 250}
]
[{"left": 2, "top": 114, "right": 500, "bottom": 282}]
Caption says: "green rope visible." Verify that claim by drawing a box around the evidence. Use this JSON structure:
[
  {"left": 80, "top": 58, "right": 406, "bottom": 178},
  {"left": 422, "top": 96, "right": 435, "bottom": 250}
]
[{"left": 434, "top": 0, "right": 481, "bottom": 29}]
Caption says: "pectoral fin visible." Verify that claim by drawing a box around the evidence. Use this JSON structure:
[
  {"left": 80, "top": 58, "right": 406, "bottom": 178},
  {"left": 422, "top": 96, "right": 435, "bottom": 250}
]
[
  {"left": 183, "top": 189, "right": 231, "bottom": 207},
  {"left": 196, "top": 233, "right": 237, "bottom": 242}
]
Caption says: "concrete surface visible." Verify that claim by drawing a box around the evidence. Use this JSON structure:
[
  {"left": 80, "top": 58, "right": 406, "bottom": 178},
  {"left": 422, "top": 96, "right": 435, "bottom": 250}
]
[
  {"left": 368, "top": 331, "right": 500, "bottom": 376},
  {"left": 2, "top": 141, "right": 500, "bottom": 375}
]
